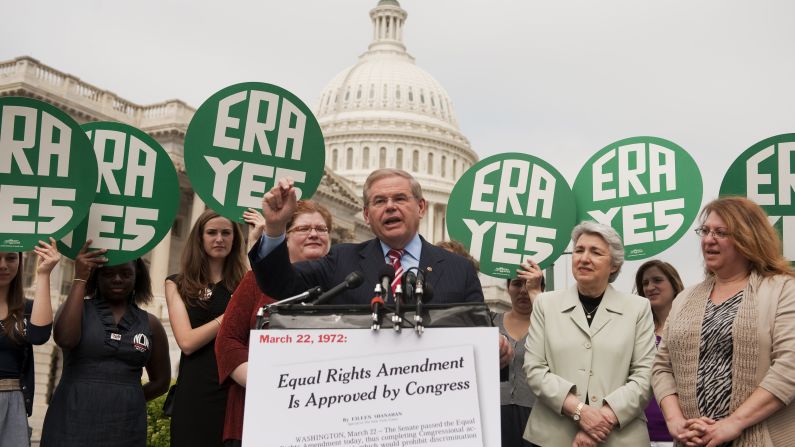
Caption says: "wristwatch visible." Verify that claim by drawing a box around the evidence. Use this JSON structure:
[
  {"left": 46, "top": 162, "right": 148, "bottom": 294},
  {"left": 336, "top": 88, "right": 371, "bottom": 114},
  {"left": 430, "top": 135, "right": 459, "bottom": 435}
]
[{"left": 572, "top": 402, "right": 585, "bottom": 422}]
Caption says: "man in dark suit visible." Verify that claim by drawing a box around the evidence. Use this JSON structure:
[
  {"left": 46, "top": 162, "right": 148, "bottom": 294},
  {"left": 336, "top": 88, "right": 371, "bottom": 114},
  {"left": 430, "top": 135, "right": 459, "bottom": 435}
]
[
  {"left": 250, "top": 168, "right": 511, "bottom": 367},
  {"left": 249, "top": 168, "right": 483, "bottom": 305}
]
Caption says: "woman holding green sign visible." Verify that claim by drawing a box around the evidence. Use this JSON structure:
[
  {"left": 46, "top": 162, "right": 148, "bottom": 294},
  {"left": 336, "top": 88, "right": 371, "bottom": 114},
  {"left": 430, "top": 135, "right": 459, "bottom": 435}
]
[
  {"left": 166, "top": 210, "right": 246, "bottom": 447},
  {"left": 0, "top": 240, "right": 60, "bottom": 446},
  {"left": 523, "top": 221, "right": 656, "bottom": 446},
  {"left": 652, "top": 197, "right": 795, "bottom": 446},
  {"left": 41, "top": 242, "right": 171, "bottom": 447},
  {"left": 497, "top": 260, "right": 543, "bottom": 447}
]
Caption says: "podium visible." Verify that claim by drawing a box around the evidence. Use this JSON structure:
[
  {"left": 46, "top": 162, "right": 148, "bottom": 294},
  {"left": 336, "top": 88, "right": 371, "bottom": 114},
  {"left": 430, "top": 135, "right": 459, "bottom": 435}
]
[
  {"left": 243, "top": 302, "right": 501, "bottom": 446},
  {"left": 267, "top": 302, "right": 494, "bottom": 330}
]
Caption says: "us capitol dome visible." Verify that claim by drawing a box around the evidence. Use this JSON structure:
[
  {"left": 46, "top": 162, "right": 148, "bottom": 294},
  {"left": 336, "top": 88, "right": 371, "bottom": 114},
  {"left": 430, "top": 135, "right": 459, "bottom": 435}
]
[{"left": 316, "top": 0, "right": 479, "bottom": 243}]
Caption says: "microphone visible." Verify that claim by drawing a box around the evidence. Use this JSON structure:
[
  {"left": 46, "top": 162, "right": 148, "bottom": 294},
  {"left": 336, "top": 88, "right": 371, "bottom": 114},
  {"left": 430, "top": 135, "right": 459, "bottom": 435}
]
[
  {"left": 402, "top": 269, "right": 417, "bottom": 304},
  {"left": 312, "top": 271, "right": 364, "bottom": 305},
  {"left": 378, "top": 264, "right": 395, "bottom": 304},
  {"left": 255, "top": 286, "right": 323, "bottom": 329},
  {"left": 283, "top": 286, "right": 323, "bottom": 304}
]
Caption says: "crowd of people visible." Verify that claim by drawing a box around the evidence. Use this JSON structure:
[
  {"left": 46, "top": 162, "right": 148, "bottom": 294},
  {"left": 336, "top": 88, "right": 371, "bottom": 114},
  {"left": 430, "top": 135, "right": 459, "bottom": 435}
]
[{"left": 1, "top": 168, "right": 793, "bottom": 447}]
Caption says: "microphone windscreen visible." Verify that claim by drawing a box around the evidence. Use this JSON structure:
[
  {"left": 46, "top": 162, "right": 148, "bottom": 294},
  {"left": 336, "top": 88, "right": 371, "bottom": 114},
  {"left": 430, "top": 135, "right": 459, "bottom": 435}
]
[
  {"left": 403, "top": 270, "right": 417, "bottom": 287},
  {"left": 377, "top": 263, "right": 395, "bottom": 281},
  {"left": 422, "top": 281, "right": 434, "bottom": 303},
  {"left": 345, "top": 271, "right": 364, "bottom": 288}
]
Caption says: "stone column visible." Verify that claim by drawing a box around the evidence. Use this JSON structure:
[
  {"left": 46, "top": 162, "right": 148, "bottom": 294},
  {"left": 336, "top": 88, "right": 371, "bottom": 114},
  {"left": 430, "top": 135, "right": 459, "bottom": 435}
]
[
  {"left": 190, "top": 191, "right": 206, "bottom": 228},
  {"left": 425, "top": 202, "right": 436, "bottom": 243},
  {"left": 148, "top": 230, "right": 172, "bottom": 314}
]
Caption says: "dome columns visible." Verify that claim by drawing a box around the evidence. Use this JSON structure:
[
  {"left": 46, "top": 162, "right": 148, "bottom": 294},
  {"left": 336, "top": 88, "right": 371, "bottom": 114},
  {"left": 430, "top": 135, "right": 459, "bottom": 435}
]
[{"left": 369, "top": 2, "right": 408, "bottom": 52}]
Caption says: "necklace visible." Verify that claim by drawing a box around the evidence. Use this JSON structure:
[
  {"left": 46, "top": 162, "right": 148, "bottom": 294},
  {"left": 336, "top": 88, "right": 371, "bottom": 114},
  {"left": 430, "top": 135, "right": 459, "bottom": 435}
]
[{"left": 583, "top": 304, "right": 599, "bottom": 320}]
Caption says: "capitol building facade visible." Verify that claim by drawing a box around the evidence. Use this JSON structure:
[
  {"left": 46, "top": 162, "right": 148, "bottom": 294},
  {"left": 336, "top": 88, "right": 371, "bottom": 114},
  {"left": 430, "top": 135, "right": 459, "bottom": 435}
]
[
  {"left": 318, "top": 0, "right": 479, "bottom": 242},
  {"left": 0, "top": 0, "right": 505, "bottom": 440}
]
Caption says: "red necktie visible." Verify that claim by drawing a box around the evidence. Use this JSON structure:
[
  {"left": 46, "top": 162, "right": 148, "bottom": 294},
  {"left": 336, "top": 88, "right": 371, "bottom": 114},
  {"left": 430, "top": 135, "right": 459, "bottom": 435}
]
[{"left": 387, "top": 249, "right": 404, "bottom": 294}]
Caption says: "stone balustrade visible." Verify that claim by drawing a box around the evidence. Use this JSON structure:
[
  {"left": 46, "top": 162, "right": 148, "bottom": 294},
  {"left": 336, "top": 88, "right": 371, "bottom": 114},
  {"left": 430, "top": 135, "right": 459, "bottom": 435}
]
[{"left": 0, "top": 56, "right": 195, "bottom": 129}]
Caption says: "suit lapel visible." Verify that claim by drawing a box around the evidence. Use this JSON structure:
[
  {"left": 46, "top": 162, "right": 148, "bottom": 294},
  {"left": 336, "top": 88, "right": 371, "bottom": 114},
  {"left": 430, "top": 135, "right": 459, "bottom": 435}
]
[
  {"left": 589, "top": 285, "right": 622, "bottom": 337},
  {"left": 561, "top": 287, "right": 591, "bottom": 336},
  {"left": 358, "top": 239, "right": 386, "bottom": 294},
  {"left": 418, "top": 237, "right": 443, "bottom": 289}
]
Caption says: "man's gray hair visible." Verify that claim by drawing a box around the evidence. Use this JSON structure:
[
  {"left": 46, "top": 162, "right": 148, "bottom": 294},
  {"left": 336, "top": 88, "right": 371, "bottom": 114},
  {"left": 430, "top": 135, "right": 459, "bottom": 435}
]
[
  {"left": 571, "top": 221, "right": 625, "bottom": 283},
  {"left": 362, "top": 168, "right": 424, "bottom": 206}
]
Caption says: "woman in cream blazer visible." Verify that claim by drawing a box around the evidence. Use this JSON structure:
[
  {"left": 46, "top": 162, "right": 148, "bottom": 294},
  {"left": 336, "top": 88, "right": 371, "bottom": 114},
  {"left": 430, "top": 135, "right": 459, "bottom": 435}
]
[{"left": 523, "top": 222, "right": 656, "bottom": 447}]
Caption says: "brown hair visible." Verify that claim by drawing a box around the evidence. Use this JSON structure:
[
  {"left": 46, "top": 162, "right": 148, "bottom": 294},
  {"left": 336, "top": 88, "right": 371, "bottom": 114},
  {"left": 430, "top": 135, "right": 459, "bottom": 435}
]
[
  {"left": 287, "top": 200, "right": 333, "bottom": 230},
  {"left": 176, "top": 210, "right": 247, "bottom": 306},
  {"left": 633, "top": 259, "right": 684, "bottom": 299},
  {"left": 1, "top": 252, "right": 25, "bottom": 344},
  {"left": 700, "top": 196, "right": 794, "bottom": 277},
  {"left": 436, "top": 240, "right": 480, "bottom": 272},
  {"left": 85, "top": 259, "right": 153, "bottom": 305},
  {"left": 362, "top": 169, "right": 423, "bottom": 206}
]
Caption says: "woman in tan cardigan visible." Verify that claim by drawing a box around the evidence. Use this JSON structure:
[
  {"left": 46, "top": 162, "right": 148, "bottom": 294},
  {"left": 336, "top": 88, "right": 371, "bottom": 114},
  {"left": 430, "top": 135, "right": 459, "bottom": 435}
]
[{"left": 652, "top": 197, "right": 795, "bottom": 447}]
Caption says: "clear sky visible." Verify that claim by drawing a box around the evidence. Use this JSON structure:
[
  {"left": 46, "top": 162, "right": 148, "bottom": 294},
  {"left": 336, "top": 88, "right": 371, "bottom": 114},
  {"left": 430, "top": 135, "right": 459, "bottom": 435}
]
[{"left": 3, "top": 0, "right": 795, "bottom": 292}]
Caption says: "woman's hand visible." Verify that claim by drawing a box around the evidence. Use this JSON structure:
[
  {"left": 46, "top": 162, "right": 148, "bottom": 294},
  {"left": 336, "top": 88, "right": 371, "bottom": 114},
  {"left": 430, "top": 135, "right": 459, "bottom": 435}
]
[
  {"left": 34, "top": 237, "right": 61, "bottom": 275},
  {"left": 578, "top": 404, "right": 613, "bottom": 442},
  {"left": 698, "top": 418, "right": 742, "bottom": 447},
  {"left": 498, "top": 334, "right": 514, "bottom": 368},
  {"left": 666, "top": 415, "right": 692, "bottom": 442},
  {"left": 73, "top": 240, "right": 107, "bottom": 280},
  {"left": 516, "top": 259, "right": 544, "bottom": 295},
  {"left": 571, "top": 430, "right": 598, "bottom": 447},
  {"left": 243, "top": 208, "right": 267, "bottom": 246},
  {"left": 676, "top": 417, "right": 710, "bottom": 446}
]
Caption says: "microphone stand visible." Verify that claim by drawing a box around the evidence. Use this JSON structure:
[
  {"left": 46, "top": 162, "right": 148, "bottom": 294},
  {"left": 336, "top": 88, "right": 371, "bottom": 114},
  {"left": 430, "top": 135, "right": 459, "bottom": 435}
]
[
  {"left": 414, "top": 276, "right": 425, "bottom": 335},
  {"left": 371, "top": 284, "right": 385, "bottom": 331},
  {"left": 255, "top": 286, "right": 322, "bottom": 329},
  {"left": 392, "top": 284, "right": 403, "bottom": 332}
]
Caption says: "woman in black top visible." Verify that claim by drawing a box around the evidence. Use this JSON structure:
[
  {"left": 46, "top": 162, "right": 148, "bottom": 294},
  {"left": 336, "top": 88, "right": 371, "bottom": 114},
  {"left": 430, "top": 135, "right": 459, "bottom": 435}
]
[
  {"left": 165, "top": 210, "right": 246, "bottom": 447},
  {"left": 0, "top": 239, "right": 60, "bottom": 447},
  {"left": 41, "top": 241, "right": 171, "bottom": 447}
]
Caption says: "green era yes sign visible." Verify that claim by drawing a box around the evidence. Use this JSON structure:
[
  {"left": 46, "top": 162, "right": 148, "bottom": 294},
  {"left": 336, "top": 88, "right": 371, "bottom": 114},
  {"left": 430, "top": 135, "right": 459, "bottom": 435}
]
[
  {"left": 720, "top": 134, "right": 795, "bottom": 261},
  {"left": 59, "top": 122, "right": 179, "bottom": 265},
  {"left": 573, "top": 136, "right": 702, "bottom": 260},
  {"left": 0, "top": 97, "right": 97, "bottom": 251},
  {"left": 185, "top": 82, "right": 325, "bottom": 221},
  {"left": 447, "top": 153, "right": 576, "bottom": 278}
]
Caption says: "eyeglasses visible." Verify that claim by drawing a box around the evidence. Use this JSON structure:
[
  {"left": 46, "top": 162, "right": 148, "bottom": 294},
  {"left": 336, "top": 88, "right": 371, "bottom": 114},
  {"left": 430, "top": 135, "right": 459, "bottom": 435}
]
[
  {"left": 694, "top": 227, "right": 730, "bottom": 239},
  {"left": 287, "top": 225, "right": 329, "bottom": 235},
  {"left": 368, "top": 194, "right": 414, "bottom": 209}
]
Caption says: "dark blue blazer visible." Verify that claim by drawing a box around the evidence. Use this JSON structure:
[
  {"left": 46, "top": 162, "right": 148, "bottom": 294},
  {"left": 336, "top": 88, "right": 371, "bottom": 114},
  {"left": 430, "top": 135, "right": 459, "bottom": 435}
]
[{"left": 249, "top": 236, "right": 484, "bottom": 305}]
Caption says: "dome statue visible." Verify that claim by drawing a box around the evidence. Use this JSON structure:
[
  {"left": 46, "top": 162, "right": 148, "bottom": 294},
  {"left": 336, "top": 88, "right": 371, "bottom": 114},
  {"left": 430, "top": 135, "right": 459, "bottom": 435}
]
[{"left": 316, "top": 0, "right": 478, "bottom": 243}]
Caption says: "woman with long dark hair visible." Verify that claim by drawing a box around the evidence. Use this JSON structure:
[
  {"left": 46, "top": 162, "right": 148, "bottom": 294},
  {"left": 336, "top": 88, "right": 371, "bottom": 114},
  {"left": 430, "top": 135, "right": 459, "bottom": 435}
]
[
  {"left": 41, "top": 241, "right": 171, "bottom": 446},
  {"left": 166, "top": 210, "right": 246, "bottom": 447},
  {"left": 0, "top": 239, "right": 60, "bottom": 446}
]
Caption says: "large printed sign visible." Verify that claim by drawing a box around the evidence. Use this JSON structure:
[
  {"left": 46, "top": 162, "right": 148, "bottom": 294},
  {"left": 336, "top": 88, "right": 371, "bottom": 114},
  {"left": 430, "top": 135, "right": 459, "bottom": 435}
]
[
  {"left": 185, "top": 82, "right": 325, "bottom": 221},
  {"left": 446, "top": 153, "right": 576, "bottom": 277},
  {"left": 720, "top": 133, "right": 795, "bottom": 261},
  {"left": 245, "top": 328, "right": 499, "bottom": 447},
  {"left": 573, "top": 136, "right": 702, "bottom": 260},
  {"left": 0, "top": 97, "right": 97, "bottom": 251},
  {"left": 58, "top": 122, "right": 179, "bottom": 265}
]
